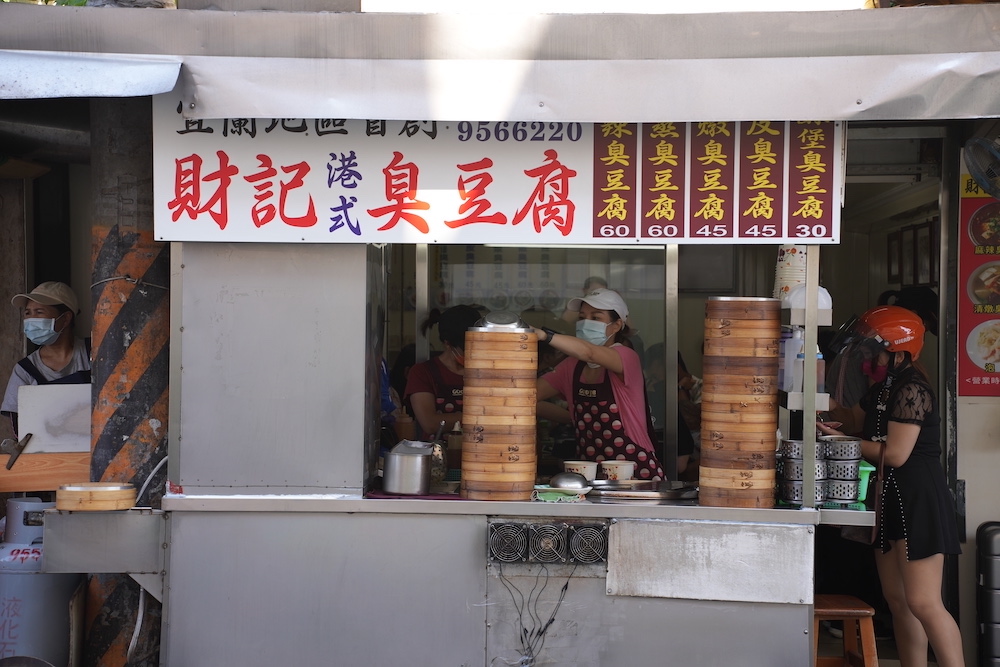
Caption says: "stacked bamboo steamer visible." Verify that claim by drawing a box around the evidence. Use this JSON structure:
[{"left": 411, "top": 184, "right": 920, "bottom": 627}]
[
  {"left": 699, "top": 297, "right": 780, "bottom": 508},
  {"left": 460, "top": 313, "right": 538, "bottom": 501}
]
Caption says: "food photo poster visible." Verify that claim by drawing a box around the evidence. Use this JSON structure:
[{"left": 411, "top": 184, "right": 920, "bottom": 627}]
[{"left": 958, "top": 159, "right": 1000, "bottom": 396}]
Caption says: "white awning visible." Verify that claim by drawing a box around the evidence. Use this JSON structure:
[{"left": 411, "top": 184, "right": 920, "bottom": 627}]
[
  {"left": 0, "top": 50, "right": 181, "bottom": 99},
  {"left": 3, "top": 3, "right": 1000, "bottom": 121}
]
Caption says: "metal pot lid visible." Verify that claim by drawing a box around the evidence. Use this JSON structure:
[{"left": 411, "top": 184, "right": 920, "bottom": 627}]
[
  {"left": 469, "top": 310, "right": 532, "bottom": 332},
  {"left": 58, "top": 482, "right": 134, "bottom": 491}
]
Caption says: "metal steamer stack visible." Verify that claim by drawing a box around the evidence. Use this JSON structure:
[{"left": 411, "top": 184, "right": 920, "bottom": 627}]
[
  {"left": 460, "top": 316, "right": 538, "bottom": 501},
  {"left": 699, "top": 297, "right": 781, "bottom": 508},
  {"left": 776, "top": 436, "right": 865, "bottom": 506}
]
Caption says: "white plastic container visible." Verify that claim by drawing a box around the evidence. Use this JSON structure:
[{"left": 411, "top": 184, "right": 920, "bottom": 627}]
[{"left": 782, "top": 327, "right": 804, "bottom": 391}]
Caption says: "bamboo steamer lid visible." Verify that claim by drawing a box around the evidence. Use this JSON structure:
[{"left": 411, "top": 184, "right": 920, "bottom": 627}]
[{"left": 57, "top": 482, "right": 136, "bottom": 511}]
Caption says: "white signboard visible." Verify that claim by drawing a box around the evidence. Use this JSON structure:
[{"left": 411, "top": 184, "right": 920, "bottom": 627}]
[{"left": 153, "top": 94, "right": 843, "bottom": 245}]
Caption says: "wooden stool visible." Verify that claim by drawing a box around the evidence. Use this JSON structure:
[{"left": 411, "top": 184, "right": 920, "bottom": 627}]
[{"left": 813, "top": 594, "right": 879, "bottom": 667}]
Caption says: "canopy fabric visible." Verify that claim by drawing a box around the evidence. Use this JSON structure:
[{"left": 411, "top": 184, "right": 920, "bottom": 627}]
[{"left": 2, "top": 3, "right": 1000, "bottom": 120}]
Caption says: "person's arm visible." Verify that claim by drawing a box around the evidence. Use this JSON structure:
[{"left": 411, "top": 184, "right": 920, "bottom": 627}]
[
  {"left": 408, "top": 392, "right": 460, "bottom": 437},
  {"left": 535, "top": 329, "right": 624, "bottom": 375}
]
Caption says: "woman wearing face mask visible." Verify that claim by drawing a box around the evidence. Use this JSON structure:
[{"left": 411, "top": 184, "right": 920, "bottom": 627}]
[
  {"left": 403, "top": 304, "right": 482, "bottom": 439},
  {"left": 1, "top": 282, "right": 91, "bottom": 436},
  {"left": 818, "top": 306, "right": 964, "bottom": 667},
  {"left": 536, "top": 288, "right": 664, "bottom": 480}
]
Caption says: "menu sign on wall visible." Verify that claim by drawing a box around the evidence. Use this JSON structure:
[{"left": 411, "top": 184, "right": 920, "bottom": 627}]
[
  {"left": 958, "top": 163, "right": 1000, "bottom": 396},
  {"left": 153, "top": 95, "right": 843, "bottom": 246}
]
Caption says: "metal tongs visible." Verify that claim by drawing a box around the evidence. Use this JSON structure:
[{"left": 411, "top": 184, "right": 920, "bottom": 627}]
[{"left": 1, "top": 433, "right": 33, "bottom": 470}]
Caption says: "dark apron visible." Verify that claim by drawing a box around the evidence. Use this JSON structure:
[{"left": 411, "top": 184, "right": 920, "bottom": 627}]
[{"left": 571, "top": 361, "right": 664, "bottom": 481}]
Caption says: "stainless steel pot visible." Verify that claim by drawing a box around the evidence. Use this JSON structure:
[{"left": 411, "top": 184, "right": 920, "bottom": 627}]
[{"left": 383, "top": 441, "right": 432, "bottom": 495}]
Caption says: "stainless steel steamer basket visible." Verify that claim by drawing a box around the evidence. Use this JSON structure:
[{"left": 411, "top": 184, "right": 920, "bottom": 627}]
[
  {"left": 821, "top": 435, "right": 863, "bottom": 460},
  {"left": 826, "top": 459, "right": 862, "bottom": 480},
  {"left": 777, "top": 458, "right": 827, "bottom": 481},
  {"left": 825, "top": 479, "right": 861, "bottom": 502},
  {"left": 779, "top": 439, "right": 825, "bottom": 460},
  {"left": 778, "top": 479, "right": 826, "bottom": 505}
]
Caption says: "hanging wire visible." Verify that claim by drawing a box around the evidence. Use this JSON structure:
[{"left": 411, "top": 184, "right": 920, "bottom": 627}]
[
  {"left": 91, "top": 275, "right": 169, "bottom": 291},
  {"left": 491, "top": 562, "right": 577, "bottom": 667}
]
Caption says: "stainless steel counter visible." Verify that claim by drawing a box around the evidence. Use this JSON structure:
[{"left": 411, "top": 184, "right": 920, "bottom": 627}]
[{"left": 162, "top": 493, "right": 874, "bottom": 526}]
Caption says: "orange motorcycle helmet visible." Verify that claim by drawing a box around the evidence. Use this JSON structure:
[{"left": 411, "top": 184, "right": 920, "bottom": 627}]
[{"left": 858, "top": 305, "right": 925, "bottom": 359}]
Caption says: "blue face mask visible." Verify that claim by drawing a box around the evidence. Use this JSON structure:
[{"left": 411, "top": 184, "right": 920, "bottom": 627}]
[
  {"left": 576, "top": 319, "right": 610, "bottom": 347},
  {"left": 23, "top": 317, "right": 61, "bottom": 346}
]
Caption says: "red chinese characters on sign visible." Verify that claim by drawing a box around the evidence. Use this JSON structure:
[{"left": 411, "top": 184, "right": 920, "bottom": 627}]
[
  {"left": 512, "top": 150, "right": 578, "bottom": 236},
  {"left": 243, "top": 155, "right": 319, "bottom": 228},
  {"left": 367, "top": 151, "right": 431, "bottom": 234},
  {"left": 788, "top": 122, "right": 835, "bottom": 239},
  {"left": 592, "top": 123, "right": 638, "bottom": 239},
  {"left": 640, "top": 122, "right": 687, "bottom": 239},
  {"left": 738, "top": 121, "right": 786, "bottom": 240},
  {"left": 167, "top": 151, "right": 239, "bottom": 229},
  {"left": 689, "top": 122, "right": 736, "bottom": 239},
  {"left": 445, "top": 158, "right": 507, "bottom": 228}
]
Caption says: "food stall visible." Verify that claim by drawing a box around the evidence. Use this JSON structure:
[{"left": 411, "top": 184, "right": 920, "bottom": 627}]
[{"left": 2, "top": 2, "right": 998, "bottom": 665}]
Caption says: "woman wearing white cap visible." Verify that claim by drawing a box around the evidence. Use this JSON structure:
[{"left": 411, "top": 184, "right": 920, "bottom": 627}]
[
  {"left": 1, "top": 282, "right": 91, "bottom": 435},
  {"left": 536, "top": 288, "right": 665, "bottom": 480}
]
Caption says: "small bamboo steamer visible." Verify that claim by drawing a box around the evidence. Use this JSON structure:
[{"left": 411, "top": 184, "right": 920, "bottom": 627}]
[
  {"left": 461, "top": 414, "right": 535, "bottom": 427},
  {"left": 463, "top": 385, "right": 539, "bottom": 398},
  {"left": 697, "top": 410, "right": 777, "bottom": 425},
  {"left": 699, "top": 466, "right": 775, "bottom": 487},
  {"left": 698, "top": 486, "right": 775, "bottom": 509},
  {"left": 463, "top": 358, "right": 539, "bottom": 371},
  {"left": 461, "top": 397, "right": 537, "bottom": 412},
  {"left": 703, "top": 323, "right": 781, "bottom": 338},
  {"left": 701, "top": 433, "right": 778, "bottom": 451},
  {"left": 57, "top": 482, "right": 136, "bottom": 511},
  {"left": 461, "top": 449, "right": 536, "bottom": 464},
  {"left": 702, "top": 339, "right": 779, "bottom": 357},
  {"left": 701, "top": 376, "right": 776, "bottom": 392},
  {"left": 466, "top": 330, "right": 535, "bottom": 344},
  {"left": 464, "top": 368, "right": 537, "bottom": 383},
  {"left": 699, "top": 448, "right": 776, "bottom": 470}
]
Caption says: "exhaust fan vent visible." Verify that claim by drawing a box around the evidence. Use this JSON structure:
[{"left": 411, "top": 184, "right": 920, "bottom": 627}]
[
  {"left": 529, "top": 523, "right": 568, "bottom": 563},
  {"left": 488, "top": 522, "right": 528, "bottom": 562},
  {"left": 569, "top": 524, "right": 609, "bottom": 563}
]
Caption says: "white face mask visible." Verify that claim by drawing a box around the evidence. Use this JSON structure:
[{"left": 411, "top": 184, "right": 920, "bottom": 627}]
[
  {"left": 23, "top": 317, "right": 61, "bottom": 346},
  {"left": 576, "top": 319, "right": 610, "bottom": 347}
]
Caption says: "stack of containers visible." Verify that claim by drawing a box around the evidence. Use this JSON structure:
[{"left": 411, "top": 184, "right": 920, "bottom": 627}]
[
  {"left": 777, "top": 438, "right": 827, "bottom": 505},
  {"left": 460, "top": 317, "right": 538, "bottom": 501},
  {"left": 821, "top": 435, "right": 864, "bottom": 504},
  {"left": 772, "top": 244, "right": 808, "bottom": 299},
  {"left": 699, "top": 297, "right": 781, "bottom": 508}
]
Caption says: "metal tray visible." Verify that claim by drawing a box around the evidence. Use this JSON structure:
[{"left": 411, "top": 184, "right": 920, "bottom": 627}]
[{"left": 587, "top": 481, "right": 698, "bottom": 502}]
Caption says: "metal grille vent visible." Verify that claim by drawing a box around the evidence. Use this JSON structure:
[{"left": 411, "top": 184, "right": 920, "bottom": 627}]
[
  {"left": 569, "top": 524, "right": 608, "bottom": 563},
  {"left": 529, "top": 523, "right": 568, "bottom": 563},
  {"left": 488, "top": 522, "right": 528, "bottom": 562}
]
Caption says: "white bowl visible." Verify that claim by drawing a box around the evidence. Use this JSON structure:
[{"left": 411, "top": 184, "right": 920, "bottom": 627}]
[
  {"left": 600, "top": 460, "right": 636, "bottom": 481},
  {"left": 563, "top": 460, "right": 598, "bottom": 481}
]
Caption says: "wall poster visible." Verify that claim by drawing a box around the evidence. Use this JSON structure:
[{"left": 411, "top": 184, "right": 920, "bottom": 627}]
[{"left": 958, "top": 161, "right": 1000, "bottom": 396}]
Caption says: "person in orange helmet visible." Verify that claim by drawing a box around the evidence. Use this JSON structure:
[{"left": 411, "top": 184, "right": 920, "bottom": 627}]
[{"left": 819, "top": 306, "right": 964, "bottom": 667}]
